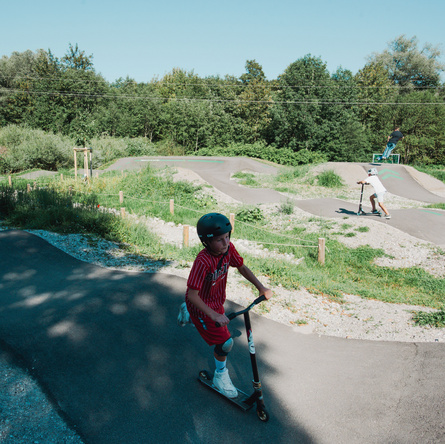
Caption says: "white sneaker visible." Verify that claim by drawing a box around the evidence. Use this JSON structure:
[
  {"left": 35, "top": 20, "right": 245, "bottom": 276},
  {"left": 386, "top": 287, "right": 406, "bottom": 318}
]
[
  {"left": 213, "top": 368, "right": 238, "bottom": 398},
  {"left": 177, "top": 302, "right": 190, "bottom": 326}
]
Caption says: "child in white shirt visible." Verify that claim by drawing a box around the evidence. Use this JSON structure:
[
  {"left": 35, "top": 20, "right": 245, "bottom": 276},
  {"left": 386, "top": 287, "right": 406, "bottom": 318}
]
[{"left": 357, "top": 168, "right": 391, "bottom": 219}]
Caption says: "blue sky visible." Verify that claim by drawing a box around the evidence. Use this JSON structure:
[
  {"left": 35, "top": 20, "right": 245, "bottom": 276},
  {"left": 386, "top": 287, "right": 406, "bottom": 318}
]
[{"left": 2, "top": 0, "right": 444, "bottom": 83}]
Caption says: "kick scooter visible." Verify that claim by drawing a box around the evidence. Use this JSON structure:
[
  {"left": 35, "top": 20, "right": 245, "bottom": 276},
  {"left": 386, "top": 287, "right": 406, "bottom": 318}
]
[
  {"left": 357, "top": 183, "right": 381, "bottom": 217},
  {"left": 357, "top": 183, "right": 367, "bottom": 216},
  {"left": 198, "top": 295, "right": 269, "bottom": 422}
]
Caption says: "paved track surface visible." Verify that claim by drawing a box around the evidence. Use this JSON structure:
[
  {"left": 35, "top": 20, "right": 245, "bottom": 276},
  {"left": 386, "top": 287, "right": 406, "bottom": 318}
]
[
  {"left": 1, "top": 230, "right": 444, "bottom": 443},
  {"left": 109, "top": 157, "right": 445, "bottom": 247}
]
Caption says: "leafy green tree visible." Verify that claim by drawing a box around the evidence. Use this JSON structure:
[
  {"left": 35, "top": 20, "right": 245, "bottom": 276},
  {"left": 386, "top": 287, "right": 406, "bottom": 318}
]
[
  {"left": 268, "top": 55, "right": 331, "bottom": 151},
  {"left": 237, "top": 60, "right": 273, "bottom": 142},
  {"left": 323, "top": 68, "right": 371, "bottom": 161},
  {"left": 268, "top": 56, "right": 369, "bottom": 161},
  {"left": 355, "top": 62, "right": 398, "bottom": 147},
  {"left": 369, "top": 35, "right": 445, "bottom": 89},
  {"left": 0, "top": 50, "right": 40, "bottom": 125},
  {"left": 394, "top": 91, "right": 445, "bottom": 164},
  {"left": 25, "top": 45, "right": 109, "bottom": 144}
]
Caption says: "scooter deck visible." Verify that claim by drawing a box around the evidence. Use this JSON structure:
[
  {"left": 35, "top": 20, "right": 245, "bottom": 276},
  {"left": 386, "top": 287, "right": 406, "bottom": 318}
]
[{"left": 198, "top": 371, "right": 254, "bottom": 411}]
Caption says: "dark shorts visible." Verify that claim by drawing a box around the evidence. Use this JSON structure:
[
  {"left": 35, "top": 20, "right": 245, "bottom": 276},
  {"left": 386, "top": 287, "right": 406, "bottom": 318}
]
[{"left": 190, "top": 307, "right": 231, "bottom": 346}]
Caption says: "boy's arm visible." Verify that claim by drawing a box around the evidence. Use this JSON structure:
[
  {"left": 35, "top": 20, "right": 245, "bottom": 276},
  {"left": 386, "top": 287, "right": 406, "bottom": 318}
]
[
  {"left": 187, "top": 288, "right": 230, "bottom": 325},
  {"left": 237, "top": 264, "right": 273, "bottom": 300}
]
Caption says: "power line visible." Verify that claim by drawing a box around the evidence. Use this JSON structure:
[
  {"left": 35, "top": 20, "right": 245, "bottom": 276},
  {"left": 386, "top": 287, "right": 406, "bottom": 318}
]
[
  {"left": 4, "top": 88, "right": 445, "bottom": 106},
  {"left": 1, "top": 72, "right": 443, "bottom": 91}
]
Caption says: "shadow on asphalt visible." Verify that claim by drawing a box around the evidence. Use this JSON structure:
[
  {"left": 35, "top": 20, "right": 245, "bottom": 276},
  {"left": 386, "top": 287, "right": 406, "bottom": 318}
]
[{"left": 0, "top": 230, "right": 314, "bottom": 443}]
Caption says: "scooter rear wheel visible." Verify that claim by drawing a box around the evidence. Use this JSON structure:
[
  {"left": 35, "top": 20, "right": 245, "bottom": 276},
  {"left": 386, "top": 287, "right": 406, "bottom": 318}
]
[
  {"left": 256, "top": 407, "right": 269, "bottom": 422},
  {"left": 199, "top": 370, "right": 211, "bottom": 380}
]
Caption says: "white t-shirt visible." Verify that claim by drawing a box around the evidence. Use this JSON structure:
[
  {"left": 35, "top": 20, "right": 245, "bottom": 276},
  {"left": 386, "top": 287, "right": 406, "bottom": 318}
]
[{"left": 365, "top": 175, "right": 386, "bottom": 194}]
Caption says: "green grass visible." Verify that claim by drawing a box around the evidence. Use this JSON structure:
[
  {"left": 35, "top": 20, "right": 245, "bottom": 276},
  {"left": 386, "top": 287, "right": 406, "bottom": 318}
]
[
  {"left": 415, "top": 165, "right": 445, "bottom": 184},
  {"left": 232, "top": 172, "right": 259, "bottom": 187},
  {"left": 1, "top": 165, "right": 444, "bottom": 315},
  {"left": 424, "top": 203, "right": 445, "bottom": 210},
  {"left": 412, "top": 309, "right": 445, "bottom": 328}
]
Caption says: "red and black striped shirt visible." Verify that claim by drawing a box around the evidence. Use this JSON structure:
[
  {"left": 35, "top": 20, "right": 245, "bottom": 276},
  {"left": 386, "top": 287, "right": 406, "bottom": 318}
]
[{"left": 185, "top": 243, "right": 243, "bottom": 319}]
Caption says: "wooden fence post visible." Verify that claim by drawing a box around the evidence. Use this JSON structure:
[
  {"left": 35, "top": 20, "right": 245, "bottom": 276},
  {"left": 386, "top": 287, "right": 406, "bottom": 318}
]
[
  {"left": 121, "top": 208, "right": 125, "bottom": 218},
  {"left": 170, "top": 199, "right": 174, "bottom": 215},
  {"left": 318, "top": 238, "right": 325, "bottom": 265},
  {"left": 119, "top": 191, "right": 124, "bottom": 204},
  {"left": 74, "top": 149, "right": 78, "bottom": 179},
  {"left": 230, "top": 213, "right": 235, "bottom": 233},
  {"left": 183, "top": 225, "right": 189, "bottom": 247},
  {"left": 8, "top": 176, "right": 12, "bottom": 186}
]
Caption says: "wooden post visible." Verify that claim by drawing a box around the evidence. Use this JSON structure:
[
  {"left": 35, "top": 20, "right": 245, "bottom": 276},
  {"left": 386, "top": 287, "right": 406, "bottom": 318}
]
[
  {"left": 27, "top": 184, "right": 31, "bottom": 193},
  {"left": 8, "top": 176, "right": 12, "bottom": 186},
  {"left": 74, "top": 149, "right": 78, "bottom": 179},
  {"left": 318, "top": 238, "right": 325, "bottom": 265},
  {"left": 183, "top": 225, "right": 189, "bottom": 247},
  {"left": 170, "top": 199, "right": 174, "bottom": 215},
  {"left": 60, "top": 173, "right": 64, "bottom": 181},
  {"left": 120, "top": 208, "right": 125, "bottom": 218},
  {"left": 119, "top": 191, "right": 124, "bottom": 204},
  {"left": 84, "top": 149, "right": 88, "bottom": 177},
  {"left": 229, "top": 213, "right": 235, "bottom": 233}
]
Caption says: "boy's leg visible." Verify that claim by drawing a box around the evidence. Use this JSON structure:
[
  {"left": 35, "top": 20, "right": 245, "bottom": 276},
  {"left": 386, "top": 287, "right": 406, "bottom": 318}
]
[
  {"left": 376, "top": 192, "right": 390, "bottom": 217},
  {"left": 378, "top": 202, "right": 390, "bottom": 217},
  {"left": 189, "top": 312, "right": 238, "bottom": 398},
  {"left": 382, "top": 143, "right": 395, "bottom": 159},
  {"left": 213, "top": 338, "right": 238, "bottom": 398},
  {"left": 370, "top": 194, "right": 377, "bottom": 212}
]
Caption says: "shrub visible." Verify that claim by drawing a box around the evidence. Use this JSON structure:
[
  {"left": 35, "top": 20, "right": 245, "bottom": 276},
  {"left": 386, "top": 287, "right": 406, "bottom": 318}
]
[
  {"left": 236, "top": 206, "right": 264, "bottom": 223},
  {"left": 195, "top": 142, "right": 327, "bottom": 166},
  {"left": 0, "top": 125, "right": 74, "bottom": 173},
  {"left": 317, "top": 170, "right": 344, "bottom": 188}
]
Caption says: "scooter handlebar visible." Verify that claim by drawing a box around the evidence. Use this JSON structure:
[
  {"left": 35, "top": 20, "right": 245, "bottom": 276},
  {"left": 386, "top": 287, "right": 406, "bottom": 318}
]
[{"left": 215, "top": 295, "right": 267, "bottom": 327}]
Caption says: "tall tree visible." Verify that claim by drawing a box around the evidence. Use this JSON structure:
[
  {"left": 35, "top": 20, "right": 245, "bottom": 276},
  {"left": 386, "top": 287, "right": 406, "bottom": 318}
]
[
  {"left": 268, "top": 55, "right": 330, "bottom": 151},
  {"left": 237, "top": 60, "right": 273, "bottom": 142},
  {"left": 394, "top": 91, "right": 445, "bottom": 164},
  {"left": 0, "top": 50, "right": 41, "bottom": 125},
  {"left": 355, "top": 62, "right": 398, "bottom": 147},
  {"left": 369, "top": 35, "right": 445, "bottom": 89}
]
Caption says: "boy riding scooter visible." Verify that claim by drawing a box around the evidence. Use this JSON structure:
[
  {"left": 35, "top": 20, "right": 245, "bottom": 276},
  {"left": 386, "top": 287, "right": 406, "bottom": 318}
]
[
  {"left": 357, "top": 168, "right": 391, "bottom": 219},
  {"left": 178, "top": 212, "right": 272, "bottom": 397}
]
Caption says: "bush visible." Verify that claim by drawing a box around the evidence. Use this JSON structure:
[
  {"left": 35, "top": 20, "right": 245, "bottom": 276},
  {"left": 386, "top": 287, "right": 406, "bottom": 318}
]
[
  {"left": 0, "top": 125, "right": 74, "bottom": 173},
  {"left": 89, "top": 135, "right": 157, "bottom": 168},
  {"left": 195, "top": 141, "right": 327, "bottom": 166},
  {"left": 236, "top": 206, "right": 264, "bottom": 223},
  {"left": 317, "top": 170, "right": 344, "bottom": 188}
]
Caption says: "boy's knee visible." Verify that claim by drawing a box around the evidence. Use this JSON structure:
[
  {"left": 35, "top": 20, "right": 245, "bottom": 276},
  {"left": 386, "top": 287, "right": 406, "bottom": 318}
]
[{"left": 214, "top": 337, "right": 233, "bottom": 356}]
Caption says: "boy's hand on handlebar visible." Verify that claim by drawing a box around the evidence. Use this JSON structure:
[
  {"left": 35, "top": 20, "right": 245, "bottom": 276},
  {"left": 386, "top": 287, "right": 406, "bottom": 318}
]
[
  {"left": 214, "top": 313, "right": 230, "bottom": 326},
  {"left": 262, "top": 288, "right": 273, "bottom": 300}
]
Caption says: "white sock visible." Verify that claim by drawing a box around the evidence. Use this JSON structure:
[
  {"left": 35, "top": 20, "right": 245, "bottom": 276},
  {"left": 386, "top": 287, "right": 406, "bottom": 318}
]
[{"left": 215, "top": 358, "right": 226, "bottom": 373}]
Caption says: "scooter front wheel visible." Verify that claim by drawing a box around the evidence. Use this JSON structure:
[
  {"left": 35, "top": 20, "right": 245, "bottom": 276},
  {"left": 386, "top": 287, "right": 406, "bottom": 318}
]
[{"left": 256, "top": 407, "right": 269, "bottom": 422}]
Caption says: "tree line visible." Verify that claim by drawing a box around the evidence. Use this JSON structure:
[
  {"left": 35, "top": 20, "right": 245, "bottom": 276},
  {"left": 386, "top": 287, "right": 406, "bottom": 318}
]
[{"left": 1, "top": 35, "right": 444, "bottom": 165}]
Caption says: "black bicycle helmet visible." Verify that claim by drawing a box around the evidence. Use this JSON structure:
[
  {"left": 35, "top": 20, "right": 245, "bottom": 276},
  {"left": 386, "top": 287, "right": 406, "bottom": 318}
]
[{"left": 197, "top": 213, "right": 232, "bottom": 247}]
